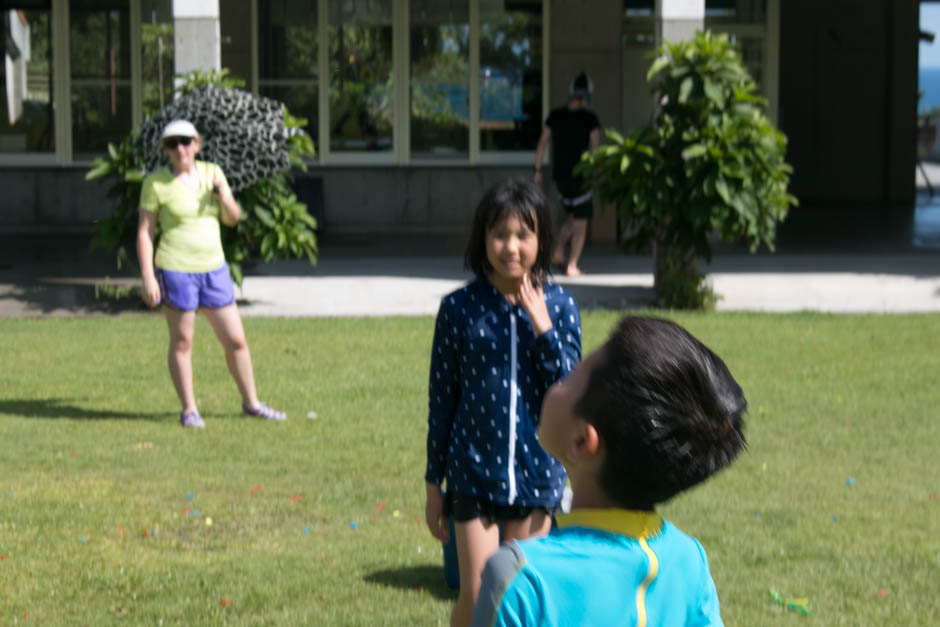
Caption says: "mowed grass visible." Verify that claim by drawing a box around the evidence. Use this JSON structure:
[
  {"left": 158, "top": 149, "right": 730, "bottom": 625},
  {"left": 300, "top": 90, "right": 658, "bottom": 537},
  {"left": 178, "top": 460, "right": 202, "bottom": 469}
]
[{"left": 0, "top": 312, "right": 938, "bottom": 625}]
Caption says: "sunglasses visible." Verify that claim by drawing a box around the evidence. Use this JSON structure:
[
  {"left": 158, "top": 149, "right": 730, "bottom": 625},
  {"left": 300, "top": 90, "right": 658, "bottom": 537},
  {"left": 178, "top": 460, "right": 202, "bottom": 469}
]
[{"left": 163, "top": 136, "right": 194, "bottom": 149}]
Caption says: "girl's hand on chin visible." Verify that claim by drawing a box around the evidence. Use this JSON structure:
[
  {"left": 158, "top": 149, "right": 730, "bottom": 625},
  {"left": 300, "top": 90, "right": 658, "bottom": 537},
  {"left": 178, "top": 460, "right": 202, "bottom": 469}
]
[{"left": 518, "top": 272, "right": 552, "bottom": 336}]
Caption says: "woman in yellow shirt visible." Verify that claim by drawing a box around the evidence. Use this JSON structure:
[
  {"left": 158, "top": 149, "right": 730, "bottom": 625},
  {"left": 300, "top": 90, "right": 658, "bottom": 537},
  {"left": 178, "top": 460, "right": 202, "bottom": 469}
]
[{"left": 137, "top": 119, "right": 285, "bottom": 428}]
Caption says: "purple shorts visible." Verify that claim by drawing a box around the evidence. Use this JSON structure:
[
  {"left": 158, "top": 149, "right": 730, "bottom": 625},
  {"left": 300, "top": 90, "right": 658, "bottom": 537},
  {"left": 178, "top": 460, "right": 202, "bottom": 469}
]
[{"left": 156, "top": 263, "right": 235, "bottom": 311}]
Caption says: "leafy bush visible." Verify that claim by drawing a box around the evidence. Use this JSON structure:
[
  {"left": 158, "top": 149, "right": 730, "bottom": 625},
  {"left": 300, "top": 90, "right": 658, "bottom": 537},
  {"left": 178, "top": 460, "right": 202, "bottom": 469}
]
[
  {"left": 175, "top": 68, "right": 245, "bottom": 94},
  {"left": 87, "top": 70, "right": 317, "bottom": 286},
  {"left": 578, "top": 30, "right": 797, "bottom": 308}
]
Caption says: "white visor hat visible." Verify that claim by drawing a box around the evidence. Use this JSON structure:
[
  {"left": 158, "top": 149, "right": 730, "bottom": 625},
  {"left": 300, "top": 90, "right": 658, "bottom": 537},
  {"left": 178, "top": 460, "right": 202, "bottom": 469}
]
[{"left": 160, "top": 119, "right": 199, "bottom": 141}]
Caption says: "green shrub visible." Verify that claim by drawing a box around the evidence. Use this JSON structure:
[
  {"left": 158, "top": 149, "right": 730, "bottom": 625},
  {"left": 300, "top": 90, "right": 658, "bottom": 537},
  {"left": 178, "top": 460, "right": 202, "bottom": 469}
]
[
  {"left": 174, "top": 67, "right": 245, "bottom": 94},
  {"left": 87, "top": 70, "right": 317, "bottom": 286},
  {"left": 578, "top": 30, "right": 797, "bottom": 309}
]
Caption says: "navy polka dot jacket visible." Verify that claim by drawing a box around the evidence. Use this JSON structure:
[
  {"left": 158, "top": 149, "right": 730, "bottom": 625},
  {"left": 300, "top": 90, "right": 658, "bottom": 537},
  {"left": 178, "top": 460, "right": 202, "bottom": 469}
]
[{"left": 426, "top": 278, "right": 582, "bottom": 509}]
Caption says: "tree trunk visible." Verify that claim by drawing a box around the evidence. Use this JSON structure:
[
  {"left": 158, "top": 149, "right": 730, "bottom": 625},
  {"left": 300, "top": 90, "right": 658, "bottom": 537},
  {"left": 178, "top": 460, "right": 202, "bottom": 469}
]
[{"left": 652, "top": 234, "right": 700, "bottom": 308}]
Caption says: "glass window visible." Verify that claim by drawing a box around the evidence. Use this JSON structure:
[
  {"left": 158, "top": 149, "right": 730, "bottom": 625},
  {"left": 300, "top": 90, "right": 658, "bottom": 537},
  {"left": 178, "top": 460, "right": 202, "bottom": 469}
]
[
  {"left": 622, "top": 30, "right": 655, "bottom": 47},
  {"left": 705, "top": 0, "right": 765, "bottom": 24},
  {"left": 70, "top": 0, "right": 132, "bottom": 158},
  {"left": 623, "top": 0, "right": 767, "bottom": 22},
  {"left": 479, "top": 0, "right": 541, "bottom": 152},
  {"left": 1, "top": 3, "right": 54, "bottom": 154},
  {"left": 141, "top": 0, "right": 173, "bottom": 117},
  {"left": 623, "top": 0, "right": 653, "bottom": 18},
  {"left": 258, "top": 0, "right": 318, "bottom": 154},
  {"left": 729, "top": 35, "right": 762, "bottom": 85},
  {"left": 410, "top": 0, "right": 468, "bottom": 159},
  {"left": 328, "top": 0, "right": 393, "bottom": 152}
]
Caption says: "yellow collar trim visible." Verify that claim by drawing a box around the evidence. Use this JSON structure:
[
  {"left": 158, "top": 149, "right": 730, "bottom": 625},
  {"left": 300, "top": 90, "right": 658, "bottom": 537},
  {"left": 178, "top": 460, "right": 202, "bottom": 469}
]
[{"left": 556, "top": 509, "right": 663, "bottom": 539}]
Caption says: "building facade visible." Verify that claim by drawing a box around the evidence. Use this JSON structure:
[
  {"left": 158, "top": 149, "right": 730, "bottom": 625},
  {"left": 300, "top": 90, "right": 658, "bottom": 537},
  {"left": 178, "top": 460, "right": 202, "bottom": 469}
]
[{"left": 0, "top": 0, "right": 919, "bottom": 239}]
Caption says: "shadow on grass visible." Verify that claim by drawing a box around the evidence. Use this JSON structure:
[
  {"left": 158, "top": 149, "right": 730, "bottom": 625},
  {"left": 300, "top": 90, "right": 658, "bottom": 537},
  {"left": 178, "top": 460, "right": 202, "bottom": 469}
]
[
  {"left": 0, "top": 279, "right": 255, "bottom": 317},
  {"left": 563, "top": 284, "right": 656, "bottom": 310},
  {"left": 364, "top": 564, "right": 456, "bottom": 601},
  {"left": 0, "top": 281, "right": 152, "bottom": 316},
  {"left": 0, "top": 398, "right": 166, "bottom": 421}
]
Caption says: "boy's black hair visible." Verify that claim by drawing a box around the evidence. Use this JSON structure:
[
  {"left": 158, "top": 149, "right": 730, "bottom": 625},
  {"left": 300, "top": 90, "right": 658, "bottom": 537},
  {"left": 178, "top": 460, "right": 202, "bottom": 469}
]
[
  {"left": 464, "top": 178, "right": 554, "bottom": 282},
  {"left": 575, "top": 316, "right": 747, "bottom": 510}
]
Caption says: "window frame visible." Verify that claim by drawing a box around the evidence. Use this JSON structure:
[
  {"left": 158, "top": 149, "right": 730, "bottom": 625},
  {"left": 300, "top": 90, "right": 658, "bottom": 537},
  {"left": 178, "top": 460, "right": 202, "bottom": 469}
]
[
  {"left": 252, "top": 0, "right": 320, "bottom": 159},
  {"left": 251, "top": 0, "right": 548, "bottom": 167},
  {"left": 704, "top": 0, "right": 780, "bottom": 123},
  {"left": 0, "top": 0, "right": 142, "bottom": 167},
  {"left": 0, "top": 0, "right": 63, "bottom": 166},
  {"left": 0, "top": 0, "right": 548, "bottom": 168},
  {"left": 622, "top": 0, "right": 779, "bottom": 123}
]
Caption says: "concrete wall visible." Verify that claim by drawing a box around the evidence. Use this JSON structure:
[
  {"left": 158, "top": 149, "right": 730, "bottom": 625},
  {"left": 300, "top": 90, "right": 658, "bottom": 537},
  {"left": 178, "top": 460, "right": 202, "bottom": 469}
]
[
  {"left": 0, "top": 168, "right": 111, "bottom": 233},
  {"left": 173, "top": 0, "right": 221, "bottom": 77},
  {"left": 0, "top": 165, "right": 538, "bottom": 238},
  {"left": 779, "top": 0, "right": 918, "bottom": 207},
  {"left": 656, "top": 0, "right": 704, "bottom": 44},
  {"left": 311, "top": 166, "right": 543, "bottom": 235}
]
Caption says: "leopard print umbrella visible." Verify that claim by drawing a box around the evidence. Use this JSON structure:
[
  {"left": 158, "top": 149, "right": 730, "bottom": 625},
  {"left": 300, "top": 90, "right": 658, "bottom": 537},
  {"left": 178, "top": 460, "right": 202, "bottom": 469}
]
[{"left": 140, "top": 85, "right": 293, "bottom": 192}]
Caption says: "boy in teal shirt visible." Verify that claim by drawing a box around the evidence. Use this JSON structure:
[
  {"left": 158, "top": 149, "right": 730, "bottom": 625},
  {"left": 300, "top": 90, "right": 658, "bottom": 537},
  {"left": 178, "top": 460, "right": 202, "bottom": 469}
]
[{"left": 471, "top": 316, "right": 747, "bottom": 626}]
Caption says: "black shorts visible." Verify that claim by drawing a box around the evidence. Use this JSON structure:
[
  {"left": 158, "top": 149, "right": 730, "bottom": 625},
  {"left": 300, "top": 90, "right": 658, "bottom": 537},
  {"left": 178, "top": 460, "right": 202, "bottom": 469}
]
[
  {"left": 445, "top": 490, "right": 550, "bottom": 523},
  {"left": 560, "top": 193, "right": 593, "bottom": 219}
]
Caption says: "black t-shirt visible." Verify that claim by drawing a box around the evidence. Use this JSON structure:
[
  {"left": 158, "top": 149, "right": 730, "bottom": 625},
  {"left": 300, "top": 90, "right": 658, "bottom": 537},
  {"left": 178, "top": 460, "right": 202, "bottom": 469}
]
[{"left": 546, "top": 106, "right": 601, "bottom": 197}]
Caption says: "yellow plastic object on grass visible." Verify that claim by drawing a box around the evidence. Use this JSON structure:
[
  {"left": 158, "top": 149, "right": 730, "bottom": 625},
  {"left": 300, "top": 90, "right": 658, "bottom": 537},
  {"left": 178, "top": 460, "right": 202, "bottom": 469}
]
[{"left": 769, "top": 588, "right": 813, "bottom": 617}]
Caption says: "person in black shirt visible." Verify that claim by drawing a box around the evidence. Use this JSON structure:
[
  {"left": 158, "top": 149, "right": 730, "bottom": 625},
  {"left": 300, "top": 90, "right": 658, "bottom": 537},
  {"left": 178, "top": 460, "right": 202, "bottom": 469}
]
[{"left": 534, "top": 73, "right": 602, "bottom": 277}]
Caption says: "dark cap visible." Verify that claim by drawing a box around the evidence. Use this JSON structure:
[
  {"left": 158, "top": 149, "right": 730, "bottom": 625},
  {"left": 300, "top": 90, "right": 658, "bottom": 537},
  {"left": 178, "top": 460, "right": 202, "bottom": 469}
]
[{"left": 569, "top": 72, "right": 593, "bottom": 102}]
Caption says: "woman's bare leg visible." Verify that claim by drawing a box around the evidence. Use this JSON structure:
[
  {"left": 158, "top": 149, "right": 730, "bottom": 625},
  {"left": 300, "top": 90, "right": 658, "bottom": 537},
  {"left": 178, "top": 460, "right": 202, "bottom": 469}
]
[
  {"left": 202, "top": 303, "right": 260, "bottom": 408},
  {"left": 165, "top": 308, "right": 197, "bottom": 412}
]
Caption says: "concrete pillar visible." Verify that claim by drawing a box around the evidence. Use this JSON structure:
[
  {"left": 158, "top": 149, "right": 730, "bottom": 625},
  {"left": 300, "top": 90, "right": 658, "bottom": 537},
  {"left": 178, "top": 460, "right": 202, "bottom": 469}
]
[
  {"left": 655, "top": 0, "right": 704, "bottom": 45},
  {"left": 173, "top": 0, "right": 221, "bottom": 88}
]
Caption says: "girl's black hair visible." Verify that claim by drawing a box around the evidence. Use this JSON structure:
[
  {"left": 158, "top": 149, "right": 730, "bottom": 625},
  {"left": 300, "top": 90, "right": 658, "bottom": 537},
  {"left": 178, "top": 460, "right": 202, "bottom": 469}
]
[{"left": 464, "top": 178, "right": 554, "bottom": 282}]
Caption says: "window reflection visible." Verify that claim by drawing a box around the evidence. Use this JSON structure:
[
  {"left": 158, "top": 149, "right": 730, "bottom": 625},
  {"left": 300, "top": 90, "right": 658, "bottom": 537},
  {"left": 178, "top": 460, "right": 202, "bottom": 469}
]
[
  {"left": 141, "top": 0, "right": 173, "bottom": 118},
  {"left": 329, "top": 0, "right": 393, "bottom": 152},
  {"left": 259, "top": 0, "right": 318, "bottom": 153},
  {"left": 480, "top": 0, "right": 541, "bottom": 152},
  {"left": 705, "top": 0, "right": 765, "bottom": 24},
  {"left": 622, "top": 0, "right": 766, "bottom": 23},
  {"left": 410, "top": 0, "right": 468, "bottom": 159},
  {"left": 623, "top": 0, "right": 653, "bottom": 18},
  {"left": 70, "top": 0, "right": 131, "bottom": 157},
  {"left": 1, "top": 4, "right": 54, "bottom": 153},
  {"left": 621, "top": 0, "right": 768, "bottom": 92},
  {"left": 730, "top": 35, "right": 762, "bottom": 85}
]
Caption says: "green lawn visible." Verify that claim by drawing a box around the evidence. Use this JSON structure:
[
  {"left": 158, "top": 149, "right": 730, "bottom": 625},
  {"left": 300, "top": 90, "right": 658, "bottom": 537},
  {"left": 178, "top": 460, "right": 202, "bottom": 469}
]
[{"left": 0, "top": 313, "right": 938, "bottom": 625}]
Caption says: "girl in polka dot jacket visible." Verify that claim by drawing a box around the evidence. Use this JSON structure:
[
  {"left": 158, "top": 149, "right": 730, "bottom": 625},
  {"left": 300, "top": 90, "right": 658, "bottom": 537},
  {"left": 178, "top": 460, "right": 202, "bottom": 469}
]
[{"left": 425, "top": 178, "right": 582, "bottom": 626}]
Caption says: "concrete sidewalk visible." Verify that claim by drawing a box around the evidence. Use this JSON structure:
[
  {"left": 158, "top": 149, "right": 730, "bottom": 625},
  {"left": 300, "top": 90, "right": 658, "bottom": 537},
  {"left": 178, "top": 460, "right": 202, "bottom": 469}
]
[
  {"left": 4, "top": 190, "right": 940, "bottom": 317},
  {"left": 2, "top": 243, "right": 939, "bottom": 317},
  {"left": 3, "top": 164, "right": 940, "bottom": 317},
  {"left": 233, "top": 252, "right": 940, "bottom": 316}
]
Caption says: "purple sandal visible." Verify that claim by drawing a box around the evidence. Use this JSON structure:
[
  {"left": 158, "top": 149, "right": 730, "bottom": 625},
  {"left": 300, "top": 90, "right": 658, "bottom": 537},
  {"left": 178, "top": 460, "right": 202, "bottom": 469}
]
[
  {"left": 180, "top": 410, "right": 205, "bottom": 429},
  {"left": 242, "top": 402, "right": 286, "bottom": 421}
]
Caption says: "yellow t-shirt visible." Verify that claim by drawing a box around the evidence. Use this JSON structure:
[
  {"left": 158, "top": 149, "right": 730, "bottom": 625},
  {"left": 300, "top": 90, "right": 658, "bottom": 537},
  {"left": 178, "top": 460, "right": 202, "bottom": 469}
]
[{"left": 139, "top": 161, "right": 231, "bottom": 272}]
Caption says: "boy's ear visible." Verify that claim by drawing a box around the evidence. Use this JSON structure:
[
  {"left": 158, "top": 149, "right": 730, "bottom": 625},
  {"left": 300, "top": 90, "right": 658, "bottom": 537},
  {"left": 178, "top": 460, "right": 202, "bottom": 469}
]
[{"left": 568, "top": 420, "right": 602, "bottom": 462}]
